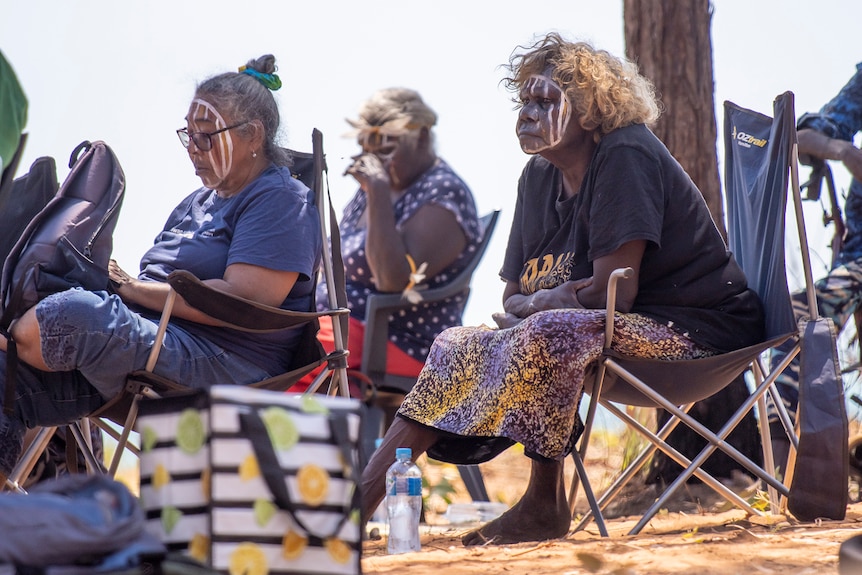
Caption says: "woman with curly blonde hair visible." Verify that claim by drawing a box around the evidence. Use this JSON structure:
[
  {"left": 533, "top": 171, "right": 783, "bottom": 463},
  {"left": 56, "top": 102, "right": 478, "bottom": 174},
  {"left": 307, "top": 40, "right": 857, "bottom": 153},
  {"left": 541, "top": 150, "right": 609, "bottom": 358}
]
[
  {"left": 503, "top": 32, "right": 660, "bottom": 139},
  {"left": 361, "top": 33, "right": 764, "bottom": 546}
]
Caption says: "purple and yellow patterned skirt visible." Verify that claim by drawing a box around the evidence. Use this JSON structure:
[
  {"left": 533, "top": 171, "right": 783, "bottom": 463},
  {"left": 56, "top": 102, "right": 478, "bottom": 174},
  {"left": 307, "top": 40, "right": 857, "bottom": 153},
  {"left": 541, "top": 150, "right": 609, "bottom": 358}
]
[{"left": 398, "top": 309, "right": 715, "bottom": 464}]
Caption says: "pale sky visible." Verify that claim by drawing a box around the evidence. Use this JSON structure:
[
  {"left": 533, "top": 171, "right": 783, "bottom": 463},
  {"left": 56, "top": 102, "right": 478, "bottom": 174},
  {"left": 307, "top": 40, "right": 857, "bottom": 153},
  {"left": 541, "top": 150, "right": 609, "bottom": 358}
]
[{"left": 2, "top": 0, "right": 860, "bottom": 329}]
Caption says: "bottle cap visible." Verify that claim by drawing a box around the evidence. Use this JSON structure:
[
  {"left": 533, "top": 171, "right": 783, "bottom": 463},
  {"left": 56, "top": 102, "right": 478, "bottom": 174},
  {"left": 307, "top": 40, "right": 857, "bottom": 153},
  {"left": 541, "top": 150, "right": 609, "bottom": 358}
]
[{"left": 396, "top": 447, "right": 412, "bottom": 459}]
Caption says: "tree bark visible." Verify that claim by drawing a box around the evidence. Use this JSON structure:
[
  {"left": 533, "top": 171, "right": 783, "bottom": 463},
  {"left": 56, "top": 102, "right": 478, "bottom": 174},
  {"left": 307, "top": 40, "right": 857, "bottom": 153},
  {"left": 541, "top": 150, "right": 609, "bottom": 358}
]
[
  {"left": 622, "top": 0, "right": 762, "bottom": 483},
  {"left": 624, "top": 0, "right": 725, "bottom": 239}
]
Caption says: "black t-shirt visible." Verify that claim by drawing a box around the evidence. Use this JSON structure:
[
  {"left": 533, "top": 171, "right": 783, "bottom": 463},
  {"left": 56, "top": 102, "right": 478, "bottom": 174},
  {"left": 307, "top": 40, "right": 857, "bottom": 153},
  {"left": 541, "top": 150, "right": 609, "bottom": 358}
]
[{"left": 501, "top": 123, "right": 764, "bottom": 353}]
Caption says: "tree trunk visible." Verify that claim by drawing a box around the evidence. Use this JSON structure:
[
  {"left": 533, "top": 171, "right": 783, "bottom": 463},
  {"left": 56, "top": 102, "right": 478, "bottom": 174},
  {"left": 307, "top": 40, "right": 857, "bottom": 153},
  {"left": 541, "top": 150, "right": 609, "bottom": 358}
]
[
  {"left": 622, "top": 0, "right": 762, "bottom": 483},
  {"left": 624, "top": 0, "right": 725, "bottom": 238}
]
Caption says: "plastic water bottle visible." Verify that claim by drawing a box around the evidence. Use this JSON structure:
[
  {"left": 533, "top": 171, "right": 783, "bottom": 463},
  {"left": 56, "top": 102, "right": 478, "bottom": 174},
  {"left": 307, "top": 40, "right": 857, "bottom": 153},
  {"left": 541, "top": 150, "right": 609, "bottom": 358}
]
[{"left": 385, "top": 447, "right": 422, "bottom": 554}]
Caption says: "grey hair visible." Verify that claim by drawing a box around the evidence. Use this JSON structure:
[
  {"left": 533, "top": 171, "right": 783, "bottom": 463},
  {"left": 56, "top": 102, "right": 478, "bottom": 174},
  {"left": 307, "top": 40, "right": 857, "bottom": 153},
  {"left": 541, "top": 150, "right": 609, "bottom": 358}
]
[{"left": 195, "top": 54, "right": 291, "bottom": 166}]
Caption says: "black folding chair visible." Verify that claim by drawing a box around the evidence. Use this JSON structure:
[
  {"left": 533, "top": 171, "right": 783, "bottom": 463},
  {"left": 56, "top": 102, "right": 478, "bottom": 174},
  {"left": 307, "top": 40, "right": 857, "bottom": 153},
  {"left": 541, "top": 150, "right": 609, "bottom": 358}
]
[{"left": 568, "top": 91, "right": 828, "bottom": 536}]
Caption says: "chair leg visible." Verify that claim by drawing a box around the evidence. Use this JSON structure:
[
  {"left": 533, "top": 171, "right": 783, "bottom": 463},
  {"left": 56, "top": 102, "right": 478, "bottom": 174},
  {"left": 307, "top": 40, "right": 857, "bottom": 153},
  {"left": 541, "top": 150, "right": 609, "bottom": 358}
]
[
  {"left": 756, "top": 394, "right": 780, "bottom": 510},
  {"left": 359, "top": 405, "right": 385, "bottom": 470},
  {"left": 569, "top": 362, "right": 610, "bottom": 517},
  {"left": 92, "top": 418, "right": 141, "bottom": 458},
  {"left": 572, "top": 403, "right": 692, "bottom": 533},
  {"left": 622, "top": 384, "right": 792, "bottom": 535},
  {"left": 108, "top": 393, "right": 143, "bottom": 477},
  {"left": 457, "top": 465, "right": 490, "bottom": 502},
  {"left": 571, "top": 450, "right": 608, "bottom": 537},
  {"left": 6, "top": 426, "right": 57, "bottom": 491},
  {"left": 67, "top": 421, "right": 107, "bottom": 474},
  {"left": 605, "top": 401, "right": 764, "bottom": 535}
]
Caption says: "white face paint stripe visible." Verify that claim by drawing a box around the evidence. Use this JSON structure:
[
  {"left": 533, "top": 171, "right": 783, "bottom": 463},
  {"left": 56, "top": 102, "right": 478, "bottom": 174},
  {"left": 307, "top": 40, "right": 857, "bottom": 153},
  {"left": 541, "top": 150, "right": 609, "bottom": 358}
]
[
  {"left": 556, "top": 98, "right": 571, "bottom": 142},
  {"left": 524, "top": 75, "right": 572, "bottom": 152},
  {"left": 189, "top": 98, "right": 233, "bottom": 182}
]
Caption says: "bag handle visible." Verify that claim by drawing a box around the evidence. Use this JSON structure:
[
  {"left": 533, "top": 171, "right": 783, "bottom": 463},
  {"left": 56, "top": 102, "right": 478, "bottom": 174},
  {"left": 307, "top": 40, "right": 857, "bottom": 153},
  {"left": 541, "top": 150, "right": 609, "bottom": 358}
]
[{"left": 238, "top": 408, "right": 360, "bottom": 539}]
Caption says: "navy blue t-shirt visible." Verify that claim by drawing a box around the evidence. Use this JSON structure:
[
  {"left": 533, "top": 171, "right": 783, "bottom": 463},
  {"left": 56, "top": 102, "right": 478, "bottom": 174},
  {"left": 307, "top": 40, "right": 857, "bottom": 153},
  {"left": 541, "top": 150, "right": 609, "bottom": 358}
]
[{"left": 138, "top": 165, "right": 321, "bottom": 374}]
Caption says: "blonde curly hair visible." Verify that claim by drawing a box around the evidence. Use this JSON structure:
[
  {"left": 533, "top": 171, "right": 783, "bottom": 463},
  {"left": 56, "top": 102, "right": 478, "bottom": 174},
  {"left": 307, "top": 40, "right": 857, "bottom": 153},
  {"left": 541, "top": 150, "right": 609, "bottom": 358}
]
[{"left": 503, "top": 33, "right": 661, "bottom": 142}]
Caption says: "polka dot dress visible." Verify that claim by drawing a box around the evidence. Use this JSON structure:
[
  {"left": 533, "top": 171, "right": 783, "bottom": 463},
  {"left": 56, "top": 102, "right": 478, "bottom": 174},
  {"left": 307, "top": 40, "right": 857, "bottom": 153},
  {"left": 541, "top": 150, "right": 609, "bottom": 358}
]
[{"left": 317, "top": 159, "right": 481, "bottom": 361}]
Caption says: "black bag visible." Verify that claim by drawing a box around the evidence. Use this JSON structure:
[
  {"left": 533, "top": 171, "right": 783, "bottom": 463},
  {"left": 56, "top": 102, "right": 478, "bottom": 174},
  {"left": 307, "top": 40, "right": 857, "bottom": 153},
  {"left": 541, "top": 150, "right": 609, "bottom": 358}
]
[
  {"left": 0, "top": 140, "right": 125, "bottom": 416},
  {"left": 0, "top": 155, "right": 58, "bottom": 266},
  {"left": 787, "top": 317, "right": 849, "bottom": 521},
  {"left": 0, "top": 140, "right": 125, "bottom": 328}
]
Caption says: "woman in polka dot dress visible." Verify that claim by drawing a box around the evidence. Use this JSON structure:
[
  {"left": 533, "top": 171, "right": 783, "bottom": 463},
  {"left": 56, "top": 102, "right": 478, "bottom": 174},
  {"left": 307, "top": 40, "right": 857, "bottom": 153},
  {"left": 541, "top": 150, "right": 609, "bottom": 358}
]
[{"left": 312, "top": 88, "right": 481, "bottom": 391}]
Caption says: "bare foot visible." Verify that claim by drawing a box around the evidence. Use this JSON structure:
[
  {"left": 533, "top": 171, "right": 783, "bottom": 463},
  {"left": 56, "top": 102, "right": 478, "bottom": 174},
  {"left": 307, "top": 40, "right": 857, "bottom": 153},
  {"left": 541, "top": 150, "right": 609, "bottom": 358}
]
[{"left": 461, "top": 497, "right": 571, "bottom": 546}]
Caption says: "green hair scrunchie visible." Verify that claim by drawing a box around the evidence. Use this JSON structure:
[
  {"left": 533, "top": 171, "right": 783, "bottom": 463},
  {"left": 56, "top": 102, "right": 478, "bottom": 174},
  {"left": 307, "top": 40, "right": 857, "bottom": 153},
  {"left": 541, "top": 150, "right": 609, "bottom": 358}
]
[{"left": 239, "top": 66, "right": 282, "bottom": 91}]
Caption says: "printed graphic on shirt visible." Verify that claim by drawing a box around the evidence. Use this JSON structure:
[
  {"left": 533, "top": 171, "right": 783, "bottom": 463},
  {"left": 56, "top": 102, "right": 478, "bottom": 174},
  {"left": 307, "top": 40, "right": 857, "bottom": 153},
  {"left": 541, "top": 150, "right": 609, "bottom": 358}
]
[{"left": 519, "top": 251, "right": 575, "bottom": 295}]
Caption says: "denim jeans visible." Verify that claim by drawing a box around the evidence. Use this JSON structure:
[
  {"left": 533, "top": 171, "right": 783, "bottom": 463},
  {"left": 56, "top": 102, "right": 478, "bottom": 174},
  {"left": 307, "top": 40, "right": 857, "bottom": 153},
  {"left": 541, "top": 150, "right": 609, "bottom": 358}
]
[{"left": 0, "top": 288, "right": 272, "bottom": 474}]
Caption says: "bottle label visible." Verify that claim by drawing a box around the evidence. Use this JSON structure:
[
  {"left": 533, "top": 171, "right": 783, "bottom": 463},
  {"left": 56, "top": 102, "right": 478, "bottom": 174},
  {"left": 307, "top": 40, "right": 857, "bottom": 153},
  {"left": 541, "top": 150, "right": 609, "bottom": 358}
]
[{"left": 389, "top": 476, "right": 422, "bottom": 496}]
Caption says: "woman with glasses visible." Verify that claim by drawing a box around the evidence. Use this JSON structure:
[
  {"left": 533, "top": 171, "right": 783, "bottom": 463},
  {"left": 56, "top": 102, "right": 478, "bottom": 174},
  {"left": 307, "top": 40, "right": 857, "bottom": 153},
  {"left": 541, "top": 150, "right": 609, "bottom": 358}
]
[{"left": 0, "top": 54, "right": 320, "bottom": 484}]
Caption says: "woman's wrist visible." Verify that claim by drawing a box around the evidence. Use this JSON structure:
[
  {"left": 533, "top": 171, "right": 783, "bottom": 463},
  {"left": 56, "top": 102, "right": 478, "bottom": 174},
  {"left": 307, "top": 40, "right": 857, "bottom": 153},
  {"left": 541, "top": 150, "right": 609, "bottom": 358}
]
[
  {"left": 110, "top": 276, "right": 137, "bottom": 302},
  {"left": 835, "top": 141, "right": 851, "bottom": 163},
  {"left": 526, "top": 293, "right": 538, "bottom": 316},
  {"left": 526, "top": 294, "right": 535, "bottom": 315},
  {"left": 573, "top": 287, "right": 584, "bottom": 309}
]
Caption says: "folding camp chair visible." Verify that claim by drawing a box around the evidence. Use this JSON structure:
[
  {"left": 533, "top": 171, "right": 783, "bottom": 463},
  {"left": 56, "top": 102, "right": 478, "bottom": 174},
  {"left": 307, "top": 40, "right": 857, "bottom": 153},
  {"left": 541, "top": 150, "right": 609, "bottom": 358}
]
[
  {"left": 568, "top": 91, "right": 827, "bottom": 537},
  {"left": 360, "top": 208, "right": 500, "bottom": 501},
  {"left": 4, "top": 129, "right": 352, "bottom": 491}
]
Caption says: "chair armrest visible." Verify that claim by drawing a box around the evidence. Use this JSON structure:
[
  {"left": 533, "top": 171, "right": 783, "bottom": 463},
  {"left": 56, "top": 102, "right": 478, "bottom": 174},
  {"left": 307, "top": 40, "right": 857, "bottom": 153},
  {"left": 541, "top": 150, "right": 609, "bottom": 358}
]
[
  {"left": 360, "top": 209, "right": 500, "bottom": 385},
  {"left": 604, "top": 267, "right": 634, "bottom": 348},
  {"left": 167, "top": 269, "right": 348, "bottom": 333}
]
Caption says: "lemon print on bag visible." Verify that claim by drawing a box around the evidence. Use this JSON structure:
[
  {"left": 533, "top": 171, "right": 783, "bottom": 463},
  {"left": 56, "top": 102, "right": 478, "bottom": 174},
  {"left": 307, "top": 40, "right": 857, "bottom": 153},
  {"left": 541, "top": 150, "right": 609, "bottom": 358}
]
[
  {"left": 152, "top": 463, "right": 171, "bottom": 490},
  {"left": 260, "top": 406, "right": 299, "bottom": 450},
  {"left": 141, "top": 426, "right": 158, "bottom": 452},
  {"left": 239, "top": 454, "right": 260, "bottom": 482},
  {"left": 282, "top": 529, "right": 308, "bottom": 560},
  {"left": 253, "top": 499, "right": 277, "bottom": 527},
  {"left": 175, "top": 408, "right": 205, "bottom": 454},
  {"left": 161, "top": 505, "right": 182, "bottom": 534},
  {"left": 228, "top": 542, "right": 268, "bottom": 575},
  {"left": 296, "top": 464, "right": 329, "bottom": 506},
  {"left": 301, "top": 395, "right": 329, "bottom": 415},
  {"left": 200, "top": 467, "right": 211, "bottom": 500},
  {"left": 188, "top": 533, "right": 210, "bottom": 563},
  {"left": 325, "top": 537, "right": 352, "bottom": 564}
]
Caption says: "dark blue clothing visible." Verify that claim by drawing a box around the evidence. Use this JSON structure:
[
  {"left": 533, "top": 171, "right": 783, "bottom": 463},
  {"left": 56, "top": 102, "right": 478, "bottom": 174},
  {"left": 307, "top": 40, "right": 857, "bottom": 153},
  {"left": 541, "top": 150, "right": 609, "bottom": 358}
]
[
  {"left": 769, "top": 63, "right": 862, "bottom": 421},
  {"left": 139, "top": 164, "right": 321, "bottom": 375},
  {"left": 798, "top": 62, "right": 862, "bottom": 265}
]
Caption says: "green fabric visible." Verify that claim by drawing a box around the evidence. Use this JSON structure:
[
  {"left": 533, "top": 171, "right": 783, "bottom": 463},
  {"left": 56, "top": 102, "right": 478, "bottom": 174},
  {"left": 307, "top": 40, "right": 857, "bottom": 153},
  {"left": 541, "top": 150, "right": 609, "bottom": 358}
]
[{"left": 0, "top": 50, "right": 27, "bottom": 171}]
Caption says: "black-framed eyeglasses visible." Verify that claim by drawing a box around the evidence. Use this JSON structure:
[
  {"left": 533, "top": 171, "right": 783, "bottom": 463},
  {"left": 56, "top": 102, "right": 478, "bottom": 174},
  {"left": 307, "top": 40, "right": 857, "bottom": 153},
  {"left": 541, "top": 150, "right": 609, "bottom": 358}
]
[{"left": 176, "top": 121, "right": 249, "bottom": 151}]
